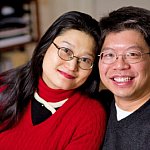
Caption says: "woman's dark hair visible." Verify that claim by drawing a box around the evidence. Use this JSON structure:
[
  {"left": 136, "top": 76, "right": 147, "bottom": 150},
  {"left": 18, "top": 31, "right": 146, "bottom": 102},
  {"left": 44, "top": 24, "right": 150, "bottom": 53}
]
[
  {"left": 99, "top": 6, "right": 150, "bottom": 48},
  {"left": 0, "top": 11, "right": 101, "bottom": 132}
]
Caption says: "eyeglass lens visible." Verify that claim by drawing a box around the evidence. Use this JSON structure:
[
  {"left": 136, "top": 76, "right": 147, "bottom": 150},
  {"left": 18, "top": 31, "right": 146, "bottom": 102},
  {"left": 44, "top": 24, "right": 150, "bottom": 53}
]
[
  {"left": 53, "top": 42, "right": 93, "bottom": 70},
  {"left": 100, "top": 50, "right": 149, "bottom": 64}
]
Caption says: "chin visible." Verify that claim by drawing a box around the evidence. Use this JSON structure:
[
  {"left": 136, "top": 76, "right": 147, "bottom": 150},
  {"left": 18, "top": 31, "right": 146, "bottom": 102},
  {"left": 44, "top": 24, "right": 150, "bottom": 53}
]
[{"left": 59, "top": 86, "right": 73, "bottom": 90}]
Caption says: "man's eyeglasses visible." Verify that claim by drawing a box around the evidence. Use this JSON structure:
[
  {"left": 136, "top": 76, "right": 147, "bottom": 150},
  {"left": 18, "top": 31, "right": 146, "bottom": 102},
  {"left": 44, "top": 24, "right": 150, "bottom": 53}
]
[
  {"left": 98, "top": 50, "right": 150, "bottom": 64},
  {"left": 52, "top": 42, "right": 94, "bottom": 70}
]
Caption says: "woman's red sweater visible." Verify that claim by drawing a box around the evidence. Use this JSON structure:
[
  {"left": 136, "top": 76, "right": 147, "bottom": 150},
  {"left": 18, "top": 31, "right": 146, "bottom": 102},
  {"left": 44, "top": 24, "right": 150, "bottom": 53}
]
[{"left": 0, "top": 78, "right": 106, "bottom": 150}]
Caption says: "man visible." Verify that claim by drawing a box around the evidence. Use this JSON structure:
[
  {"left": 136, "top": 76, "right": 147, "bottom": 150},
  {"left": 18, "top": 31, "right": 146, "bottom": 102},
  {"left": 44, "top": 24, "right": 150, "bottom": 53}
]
[{"left": 98, "top": 6, "right": 150, "bottom": 150}]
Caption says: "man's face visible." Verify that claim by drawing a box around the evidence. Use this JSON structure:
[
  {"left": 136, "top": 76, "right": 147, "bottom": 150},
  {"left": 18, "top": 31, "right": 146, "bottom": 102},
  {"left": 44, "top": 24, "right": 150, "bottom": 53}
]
[{"left": 98, "top": 30, "right": 150, "bottom": 103}]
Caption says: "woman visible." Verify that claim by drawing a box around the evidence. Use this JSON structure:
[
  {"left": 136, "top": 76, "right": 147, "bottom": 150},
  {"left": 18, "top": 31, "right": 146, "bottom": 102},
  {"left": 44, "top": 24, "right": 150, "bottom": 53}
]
[{"left": 0, "top": 11, "right": 106, "bottom": 149}]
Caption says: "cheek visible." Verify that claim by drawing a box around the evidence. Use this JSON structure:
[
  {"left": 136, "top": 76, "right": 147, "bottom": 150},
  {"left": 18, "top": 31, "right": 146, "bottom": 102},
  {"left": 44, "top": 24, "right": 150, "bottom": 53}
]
[
  {"left": 42, "top": 55, "right": 52, "bottom": 72},
  {"left": 42, "top": 52, "right": 57, "bottom": 77},
  {"left": 99, "top": 62, "right": 107, "bottom": 77},
  {"left": 135, "top": 63, "right": 150, "bottom": 79},
  {"left": 43, "top": 49, "right": 60, "bottom": 69},
  {"left": 99, "top": 63, "right": 111, "bottom": 88}
]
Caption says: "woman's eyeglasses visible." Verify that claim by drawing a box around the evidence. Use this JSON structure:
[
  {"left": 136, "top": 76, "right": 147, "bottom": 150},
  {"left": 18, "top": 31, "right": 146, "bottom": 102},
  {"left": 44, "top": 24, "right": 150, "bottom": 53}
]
[{"left": 52, "top": 42, "right": 94, "bottom": 70}]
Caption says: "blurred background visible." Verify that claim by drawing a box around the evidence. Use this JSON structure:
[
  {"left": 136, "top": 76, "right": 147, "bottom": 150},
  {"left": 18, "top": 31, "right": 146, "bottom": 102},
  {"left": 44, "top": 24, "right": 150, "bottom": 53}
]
[{"left": 0, "top": 0, "right": 150, "bottom": 73}]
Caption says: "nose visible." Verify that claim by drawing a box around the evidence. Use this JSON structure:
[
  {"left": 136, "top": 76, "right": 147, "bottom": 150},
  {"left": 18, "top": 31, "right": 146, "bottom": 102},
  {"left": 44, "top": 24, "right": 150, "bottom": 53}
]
[
  {"left": 113, "top": 55, "right": 130, "bottom": 70},
  {"left": 65, "top": 57, "right": 78, "bottom": 71}
]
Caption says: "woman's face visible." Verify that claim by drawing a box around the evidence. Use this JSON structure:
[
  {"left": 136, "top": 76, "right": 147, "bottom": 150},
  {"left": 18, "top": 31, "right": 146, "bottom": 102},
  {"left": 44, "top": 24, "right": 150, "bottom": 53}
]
[{"left": 42, "top": 29, "right": 96, "bottom": 90}]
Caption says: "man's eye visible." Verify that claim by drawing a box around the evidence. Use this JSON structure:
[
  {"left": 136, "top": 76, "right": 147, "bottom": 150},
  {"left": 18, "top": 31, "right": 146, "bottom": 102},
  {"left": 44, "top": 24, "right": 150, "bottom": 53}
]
[
  {"left": 103, "top": 53, "right": 115, "bottom": 58},
  {"left": 127, "top": 51, "right": 141, "bottom": 57}
]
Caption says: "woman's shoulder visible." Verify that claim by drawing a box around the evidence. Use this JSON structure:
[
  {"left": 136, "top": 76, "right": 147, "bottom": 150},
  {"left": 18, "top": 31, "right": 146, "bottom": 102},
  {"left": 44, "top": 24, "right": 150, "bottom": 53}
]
[
  {"left": 76, "top": 92, "right": 106, "bottom": 116},
  {"left": 76, "top": 89, "right": 114, "bottom": 116}
]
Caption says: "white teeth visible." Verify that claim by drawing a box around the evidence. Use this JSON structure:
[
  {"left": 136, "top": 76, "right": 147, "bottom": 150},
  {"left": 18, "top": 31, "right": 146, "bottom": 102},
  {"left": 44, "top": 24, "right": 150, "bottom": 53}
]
[{"left": 114, "top": 77, "right": 131, "bottom": 82}]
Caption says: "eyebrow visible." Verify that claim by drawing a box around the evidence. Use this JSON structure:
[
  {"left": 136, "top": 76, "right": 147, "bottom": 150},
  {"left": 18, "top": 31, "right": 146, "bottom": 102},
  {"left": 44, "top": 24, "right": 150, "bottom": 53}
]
[
  {"left": 101, "top": 47, "right": 114, "bottom": 52},
  {"left": 61, "top": 41, "right": 95, "bottom": 58},
  {"left": 126, "top": 45, "right": 144, "bottom": 52},
  {"left": 61, "top": 41, "right": 75, "bottom": 48},
  {"left": 102, "top": 45, "right": 145, "bottom": 52}
]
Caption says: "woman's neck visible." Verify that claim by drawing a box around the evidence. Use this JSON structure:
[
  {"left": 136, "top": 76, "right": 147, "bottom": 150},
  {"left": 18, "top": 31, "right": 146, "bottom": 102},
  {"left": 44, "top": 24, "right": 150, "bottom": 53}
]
[{"left": 37, "top": 78, "right": 74, "bottom": 102}]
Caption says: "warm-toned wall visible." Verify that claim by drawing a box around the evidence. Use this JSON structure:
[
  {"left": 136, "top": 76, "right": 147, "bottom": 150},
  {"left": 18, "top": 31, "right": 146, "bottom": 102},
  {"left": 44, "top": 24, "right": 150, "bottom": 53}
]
[{"left": 38, "top": 0, "right": 150, "bottom": 35}]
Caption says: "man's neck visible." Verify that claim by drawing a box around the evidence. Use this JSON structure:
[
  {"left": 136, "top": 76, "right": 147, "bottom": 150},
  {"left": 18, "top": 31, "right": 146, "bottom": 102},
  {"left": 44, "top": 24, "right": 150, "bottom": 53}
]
[{"left": 115, "top": 94, "right": 150, "bottom": 112}]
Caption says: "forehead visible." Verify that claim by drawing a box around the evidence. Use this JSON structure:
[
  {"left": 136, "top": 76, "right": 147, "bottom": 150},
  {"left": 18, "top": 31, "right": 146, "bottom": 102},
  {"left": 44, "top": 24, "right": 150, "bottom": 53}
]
[
  {"left": 102, "top": 30, "right": 149, "bottom": 52},
  {"left": 56, "top": 29, "right": 94, "bottom": 41},
  {"left": 54, "top": 29, "right": 96, "bottom": 54}
]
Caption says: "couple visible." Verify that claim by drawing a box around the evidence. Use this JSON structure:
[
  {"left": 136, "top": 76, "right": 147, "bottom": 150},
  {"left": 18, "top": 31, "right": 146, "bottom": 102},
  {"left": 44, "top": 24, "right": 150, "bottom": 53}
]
[{"left": 0, "top": 6, "right": 150, "bottom": 150}]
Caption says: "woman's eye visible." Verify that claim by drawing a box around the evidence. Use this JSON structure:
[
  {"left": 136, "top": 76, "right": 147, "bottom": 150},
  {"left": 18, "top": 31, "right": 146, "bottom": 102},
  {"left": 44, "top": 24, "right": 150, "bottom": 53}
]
[
  {"left": 61, "top": 48, "right": 72, "bottom": 55},
  {"left": 62, "top": 48, "right": 69, "bottom": 53},
  {"left": 80, "top": 57, "right": 92, "bottom": 63}
]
